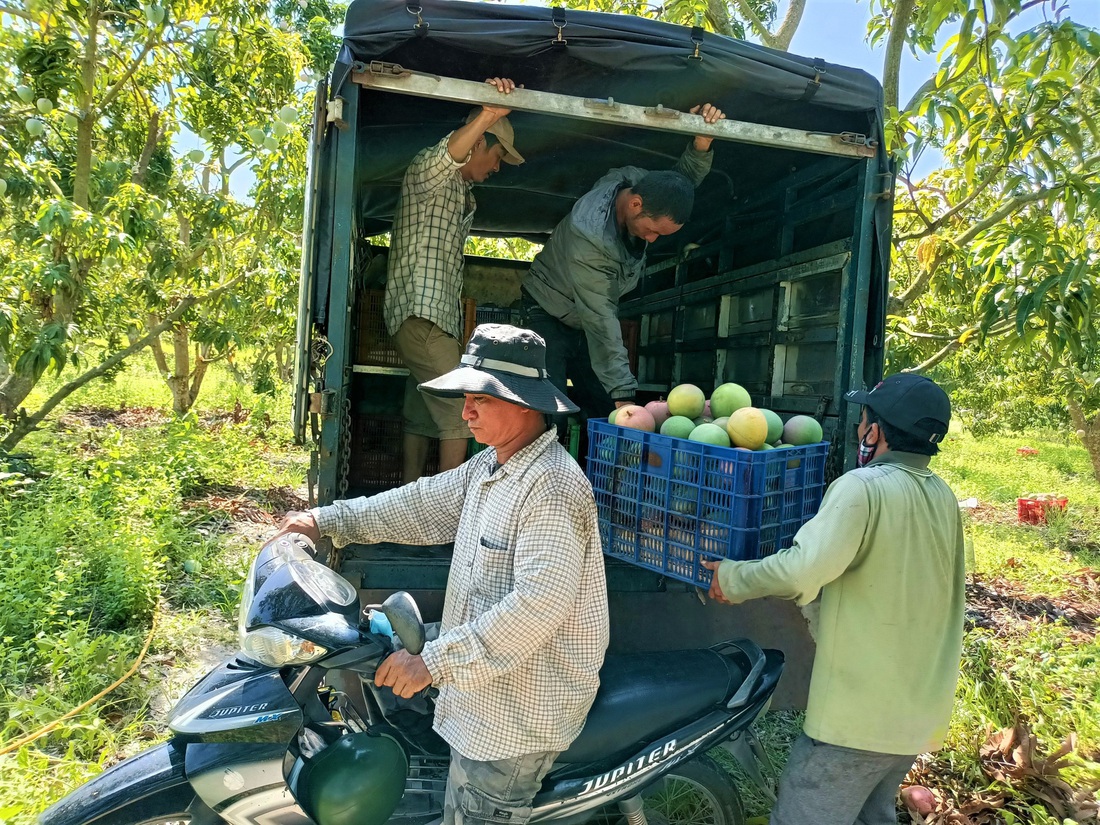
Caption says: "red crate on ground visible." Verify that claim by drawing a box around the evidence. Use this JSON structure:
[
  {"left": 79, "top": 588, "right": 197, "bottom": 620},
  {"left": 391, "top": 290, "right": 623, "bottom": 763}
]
[{"left": 1017, "top": 495, "right": 1067, "bottom": 524}]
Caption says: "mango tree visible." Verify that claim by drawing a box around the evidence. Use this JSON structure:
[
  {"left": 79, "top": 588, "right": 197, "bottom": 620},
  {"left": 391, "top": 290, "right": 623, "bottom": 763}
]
[
  {"left": 0, "top": 0, "right": 313, "bottom": 445},
  {"left": 878, "top": 2, "right": 1100, "bottom": 476}
]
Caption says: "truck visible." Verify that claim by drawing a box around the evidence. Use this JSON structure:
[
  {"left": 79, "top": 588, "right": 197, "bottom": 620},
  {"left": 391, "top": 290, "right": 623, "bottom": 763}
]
[{"left": 293, "top": 0, "right": 892, "bottom": 710}]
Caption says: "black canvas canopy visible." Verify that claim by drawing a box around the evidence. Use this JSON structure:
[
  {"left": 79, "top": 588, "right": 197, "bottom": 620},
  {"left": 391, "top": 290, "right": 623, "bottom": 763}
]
[{"left": 338, "top": 0, "right": 889, "bottom": 250}]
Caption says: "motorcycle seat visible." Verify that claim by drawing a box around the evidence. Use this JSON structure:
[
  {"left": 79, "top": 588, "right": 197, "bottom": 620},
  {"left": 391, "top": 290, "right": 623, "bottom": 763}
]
[{"left": 557, "top": 648, "right": 744, "bottom": 764}]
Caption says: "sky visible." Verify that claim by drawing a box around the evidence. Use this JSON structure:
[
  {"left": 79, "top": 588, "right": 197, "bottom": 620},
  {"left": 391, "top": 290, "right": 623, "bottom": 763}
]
[
  {"left": 788, "top": 0, "right": 1100, "bottom": 107},
  {"left": 786, "top": 0, "right": 1100, "bottom": 178}
]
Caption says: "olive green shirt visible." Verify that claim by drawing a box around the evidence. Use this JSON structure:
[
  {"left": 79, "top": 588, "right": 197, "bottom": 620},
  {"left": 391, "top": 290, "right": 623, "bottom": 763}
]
[{"left": 716, "top": 451, "right": 965, "bottom": 755}]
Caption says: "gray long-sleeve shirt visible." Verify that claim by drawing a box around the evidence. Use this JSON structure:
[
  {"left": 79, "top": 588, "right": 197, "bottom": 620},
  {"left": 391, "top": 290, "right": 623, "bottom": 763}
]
[{"left": 523, "top": 142, "right": 713, "bottom": 400}]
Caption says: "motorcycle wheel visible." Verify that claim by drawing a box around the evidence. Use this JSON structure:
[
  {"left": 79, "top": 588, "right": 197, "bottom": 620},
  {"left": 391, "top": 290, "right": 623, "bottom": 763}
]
[{"left": 592, "top": 755, "right": 745, "bottom": 825}]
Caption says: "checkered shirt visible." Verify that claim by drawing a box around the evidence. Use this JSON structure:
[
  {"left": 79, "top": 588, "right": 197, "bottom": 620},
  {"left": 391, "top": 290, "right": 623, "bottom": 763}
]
[
  {"left": 383, "top": 134, "right": 474, "bottom": 341},
  {"left": 312, "top": 428, "right": 610, "bottom": 761}
]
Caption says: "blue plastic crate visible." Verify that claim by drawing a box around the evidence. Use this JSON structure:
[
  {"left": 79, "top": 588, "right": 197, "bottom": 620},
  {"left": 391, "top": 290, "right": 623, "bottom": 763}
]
[{"left": 586, "top": 419, "right": 827, "bottom": 588}]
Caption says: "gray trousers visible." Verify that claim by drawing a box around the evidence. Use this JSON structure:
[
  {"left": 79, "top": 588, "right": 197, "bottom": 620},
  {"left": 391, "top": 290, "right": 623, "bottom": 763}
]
[
  {"left": 443, "top": 748, "right": 559, "bottom": 825},
  {"left": 769, "top": 735, "right": 917, "bottom": 825}
]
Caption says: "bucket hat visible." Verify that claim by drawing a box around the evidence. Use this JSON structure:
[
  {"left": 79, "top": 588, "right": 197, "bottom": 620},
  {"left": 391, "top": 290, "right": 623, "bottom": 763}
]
[
  {"left": 420, "top": 324, "right": 578, "bottom": 414},
  {"left": 465, "top": 110, "right": 524, "bottom": 165},
  {"left": 844, "top": 374, "right": 951, "bottom": 444}
]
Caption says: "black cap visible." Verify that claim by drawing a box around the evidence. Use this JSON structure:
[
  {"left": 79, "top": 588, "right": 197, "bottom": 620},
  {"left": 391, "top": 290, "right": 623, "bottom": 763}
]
[{"left": 844, "top": 374, "right": 951, "bottom": 444}]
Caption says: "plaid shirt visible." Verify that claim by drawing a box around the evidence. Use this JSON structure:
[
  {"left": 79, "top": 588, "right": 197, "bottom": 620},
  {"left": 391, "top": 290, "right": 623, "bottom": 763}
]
[
  {"left": 384, "top": 134, "right": 474, "bottom": 341},
  {"left": 313, "top": 429, "right": 610, "bottom": 761}
]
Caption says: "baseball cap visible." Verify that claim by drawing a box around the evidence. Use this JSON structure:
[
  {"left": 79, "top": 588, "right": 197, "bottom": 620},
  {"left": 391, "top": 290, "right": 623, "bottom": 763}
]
[
  {"left": 465, "top": 109, "right": 524, "bottom": 165},
  {"left": 844, "top": 374, "right": 951, "bottom": 444}
]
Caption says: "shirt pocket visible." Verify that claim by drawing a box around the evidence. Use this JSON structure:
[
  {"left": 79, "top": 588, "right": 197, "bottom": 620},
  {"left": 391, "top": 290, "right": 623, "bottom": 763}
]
[{"left": 472, "top": 536, "right": 516, "bottom": 606}]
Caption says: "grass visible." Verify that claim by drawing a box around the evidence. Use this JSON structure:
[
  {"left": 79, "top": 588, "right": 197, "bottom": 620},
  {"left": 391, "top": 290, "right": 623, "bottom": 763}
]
[
  {"left": 2, "top": 370, "right": 1099, "bottom": 824},
  {"left": 936, "top": 426, "right": 1100, "bottom": 594},
  {"left": 0, "top": 356, "right": 308, "bottom": 825}
]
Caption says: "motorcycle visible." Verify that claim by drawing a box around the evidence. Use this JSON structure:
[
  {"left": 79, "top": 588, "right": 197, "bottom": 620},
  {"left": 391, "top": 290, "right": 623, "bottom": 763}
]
[{"left": 40, "top": 533, "right": 783, "bottom": 825}]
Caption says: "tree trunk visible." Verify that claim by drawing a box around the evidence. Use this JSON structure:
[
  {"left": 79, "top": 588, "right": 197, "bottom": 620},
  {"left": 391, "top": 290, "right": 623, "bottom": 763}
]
[
  {"left": 166, "top": 324, "right": 192, "bottom": 415},
  {"left": 275, "top": 342, "right": 292, "bottom": 381},
  {"left": 771, "top": 0, "right": 806, "bottom": 52},
  {"left": 0, "top": 372, "right": 39, "bottom": 421},
  {"left": 73, "top": 0, "right": 100, "bottom": 210},
  {"left": 1067, "top": 400, "right": 1100, "bottom": 483},
  {"left": 1, "top": 293, "right": 213, "bottom": 451},
  {"left": 133, "top": 111, "right": 162, "bottom": 187},
  {"left": 882, "top": 0, "right": 916, "bottom": 112},
  {"left": 1, "top": 277, "right": 244, "bottom": 451},
  {"left": 189, "top": 343, "right": 211, "bottom": 409},
  {"left": 705, "top": 0, "right": 736, "bottom": 38}
]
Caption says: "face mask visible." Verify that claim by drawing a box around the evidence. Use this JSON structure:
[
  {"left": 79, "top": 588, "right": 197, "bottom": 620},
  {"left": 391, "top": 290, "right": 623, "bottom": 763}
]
[{"left": 857, "top": 432, "right": 876, "bottom": 468}]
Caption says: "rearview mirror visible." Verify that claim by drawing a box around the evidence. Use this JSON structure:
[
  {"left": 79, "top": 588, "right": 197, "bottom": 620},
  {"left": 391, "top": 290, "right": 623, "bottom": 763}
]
[{"left": 380, "top": 591, "right": 426, "bottom": 655}]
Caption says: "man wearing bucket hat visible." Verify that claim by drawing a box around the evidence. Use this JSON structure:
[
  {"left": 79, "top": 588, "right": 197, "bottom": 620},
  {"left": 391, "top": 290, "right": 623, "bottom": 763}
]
[
  {"left": 278, "top": 324, "right": 609, "bottom": 825},
  {"left": 702, "top": 373, "right": 965, "bottom": 825},
  {"left": 384, "top": 77, "right": 525, "bottom": 484}
]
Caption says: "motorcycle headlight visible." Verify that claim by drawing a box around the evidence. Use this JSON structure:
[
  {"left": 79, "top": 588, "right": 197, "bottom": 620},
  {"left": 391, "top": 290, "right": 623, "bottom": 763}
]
[
  {"left": 237, "top": 551, "right": 356, "bottom": 668},
  {"left": 292, "top": 558, "right": 358, "bottom": 607},
  {"left": 242, "top": 625, "right": 328, "bottom": 667}
]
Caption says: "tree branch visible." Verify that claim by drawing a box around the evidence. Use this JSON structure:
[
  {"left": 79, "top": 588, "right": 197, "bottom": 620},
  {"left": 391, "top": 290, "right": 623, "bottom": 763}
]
[
  {"left": 96, "top": 32, "right": 159, "bottom": 115},
  {"left": 0, "top": 5, "right": 36, "bottom": 23},
  {"left": 892, "top": 183, "right": 1068, "bottom": 311},
  {"left": 1, "top": 274, "right": 246, "bottom": 451},
  {"left": 893, "top": 324, "right": 955, "bottom": 341},
  {"left": 132, "top": 110, "right": 162, "bottom": 187},
  {"left": 894, "top": 158, "right": 1011, "bottom": 242},
  {"left": 954, "top": 184, "right": 1064, "bottom": 251},
  {"left": 223, "top": 155, "right": 251, "bottom": 176},
  {"left": 189, "top": 343, "right": 211, "bottom": 406},
  {"left": 772, "top": 0, "right": 806, "bottom": 52},
  {"left": 899, "top": 174, "right": 935, "bottom": 231},
  {"left": 883, "top": 0, "right": 917, "bottom": 111},
  {"left": 728, "top": 0, "right": 778, "bottom": 48},
  {"left": 900, "top": 337, "right": 965, "bottom": 373},
  {"left": 146, "top": 313, "right": 170, "bottom": 374},
  {"left": 897, "top": 318, "right": 1014, "bottom": 372}
]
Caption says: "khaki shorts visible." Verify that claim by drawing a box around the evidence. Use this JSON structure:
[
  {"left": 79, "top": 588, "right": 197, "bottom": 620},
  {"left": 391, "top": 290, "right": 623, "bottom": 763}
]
[{"left": 392, "top": 317, "right": 469, "bottom": 441}]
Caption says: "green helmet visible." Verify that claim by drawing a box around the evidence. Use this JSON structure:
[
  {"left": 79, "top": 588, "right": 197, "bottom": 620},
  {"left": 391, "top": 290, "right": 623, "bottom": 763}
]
[{"left": 298, "top": 731, "right": 408, "bottom": 825}]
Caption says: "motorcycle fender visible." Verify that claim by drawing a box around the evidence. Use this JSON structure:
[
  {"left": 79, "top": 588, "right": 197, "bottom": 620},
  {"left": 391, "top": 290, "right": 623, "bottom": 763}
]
[
  {"left": 38, "top": 741, "right": 216, "bottom": 825},
  {"left": 184, "top": 742, "right": 311, "bottom": 825}
]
